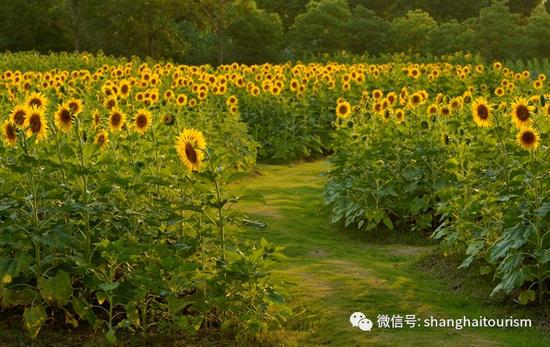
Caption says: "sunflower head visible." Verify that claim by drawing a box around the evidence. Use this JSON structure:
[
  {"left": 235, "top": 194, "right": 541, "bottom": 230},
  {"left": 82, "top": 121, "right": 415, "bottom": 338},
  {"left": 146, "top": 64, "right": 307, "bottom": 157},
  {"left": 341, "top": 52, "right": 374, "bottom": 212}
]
[
  {"left": 54, "top": 103, "right": 73, "bottom": 132},
  {"left": 25, "top": 92, "right": 48, "bottom": 109},
  {"left": 472, "top": 97, "right": 492, "bottom": 128},
  {"left": 516, "top": 127, "right": 539, "bottom": 151},
  {"left": 24, "top": 106, "right": 48, "bottom": 141},
  {"left": 336, "top": 101, "right": 352, "bottom": 119},
  {"left": 134, "top": 108, "right": 152, "bottom": 135},
  {"left": 95, "top": 130, "right": 109, "bottom": 150},
  {"left": 175, "top": 129, "right": 206, "bottom": 172},
  {"left": 67, "top": 98, "right": 84, "bottom": 115},
  {"left": 511, "top": 98, "right": 534, "bottom": 129},
  {"left": 2, "top": 120, "right": 18, "bottom": 146},
  {"left": 9, "top": 104, "right": 28, "bottom": 128},
  {"left": 108, "top": 107, "right": 126, "bottom": 132}
]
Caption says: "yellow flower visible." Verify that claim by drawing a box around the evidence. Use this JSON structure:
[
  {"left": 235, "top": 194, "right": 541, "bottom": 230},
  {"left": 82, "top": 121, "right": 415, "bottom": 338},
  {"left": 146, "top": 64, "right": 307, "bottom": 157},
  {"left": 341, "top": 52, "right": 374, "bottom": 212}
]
[
  {"left": 175, "top": 129, "right": 206, "bottom": 172},
  {"left": 516, "top": 127, "right": 539, "bottom": 151},
  {"left": 24, "top": 106, "right": 48, "bottom": 141},
  {"left": 108, "top": 107, "right": 126, "bottom": 132},
  {"left": 471, "top": 97, "right": 492, "bottom": 128},
  {"left": 94, "top": 130, "right": 109, "bottom": 150},
  {"left": 133, "top": 108, "right": 152, "bottom": 135},
  {"left": 2, "top": 120, "right": 18, "bottom": 146},
  {"left": 54, "top": 103, "right": 73, "bottom": 132},
  {"left": 336, "top": 101, "right": 352, "bottom": 119},
  {"left": 2, "top": 274, "right": 12, "bottom": 284},
  {"left": 511, "top": 98, "right": 534, "bottom": 129}
]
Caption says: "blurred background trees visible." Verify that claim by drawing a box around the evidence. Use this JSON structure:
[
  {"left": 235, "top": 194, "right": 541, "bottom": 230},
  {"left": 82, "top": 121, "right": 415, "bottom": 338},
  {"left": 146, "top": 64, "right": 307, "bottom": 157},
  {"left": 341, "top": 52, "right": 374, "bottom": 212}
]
[{"left": 0, "top": 0, "right": 548, "bottom": 64}]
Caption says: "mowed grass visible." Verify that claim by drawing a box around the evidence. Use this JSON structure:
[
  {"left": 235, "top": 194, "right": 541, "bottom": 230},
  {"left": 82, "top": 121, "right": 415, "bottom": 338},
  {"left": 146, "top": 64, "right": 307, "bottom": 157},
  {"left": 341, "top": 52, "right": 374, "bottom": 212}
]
[{"left": 230, "top": 160, "right": 549, "bottom": 347}]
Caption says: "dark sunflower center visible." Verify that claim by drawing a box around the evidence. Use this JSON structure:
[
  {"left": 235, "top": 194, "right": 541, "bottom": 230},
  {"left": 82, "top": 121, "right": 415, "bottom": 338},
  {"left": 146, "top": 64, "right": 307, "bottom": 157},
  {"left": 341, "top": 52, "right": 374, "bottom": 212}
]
[
  {"left": 30, "top": 98, "right": 41, "bottom": 107},
  {"left": 339, "top": 105, "right": 348, "bottom": 114},
  {"left": 121, "top": 85, "right": 129, "bottom": 94},
  {"left": 107, "top": 100, "right": 115, "bottom": 108},
  {"left": 185, "top": 143, "right": 198, "bottom": 164},
  {"left": 442, "top": 108, "right": 450, "bottom": 115},
  {"left": 7, "top": 124, "right": 16, "bottom": 139},
  {"left": 69, "top": 102, "right": 79, "bottom": 113},
  {"left": 477, "top": 105, "right": 488, "bottom": 119},
  {"left": 60, "top": 109, "right": 71, "bottom": 123},
  {"left": 516, "top": 105, "right": 529, "bottom": 121},
  {"left": 111, "top": 113, "right": 121, "bottom": 126},
  {"left": 412, "top": 96, "right": 420, "bottom": 103},
  {"left": 29, "top": 114, "right": 41, "bottom": 132},
  {"left": 136, "top": 115, "right": 147, "bottom": 128},
  {"left": 97, "top": 134, "right": 105, "bottom": 145},
  {"left": 521, "top": 131, "right": 535, "bottom": 145},
  {"left": 14, "top": 111, "right": 25, "bottom": 125}
]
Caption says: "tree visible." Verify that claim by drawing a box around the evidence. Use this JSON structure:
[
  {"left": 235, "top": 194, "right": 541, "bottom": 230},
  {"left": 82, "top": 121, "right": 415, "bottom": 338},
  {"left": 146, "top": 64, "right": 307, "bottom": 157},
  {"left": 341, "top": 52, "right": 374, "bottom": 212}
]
[
  {"left": 288, "top": 0, "right": 352, "bottom": 55},
  {"left": 228, "top": 8, "right": 284, "bottom": 63},
  {"left": 388, "top": 10, "right": 437, "bottom": 54},
  {"left": 346, "top": 5, "right": 388, "bottom": 55},
  {"left": 525, "top": 6, "right": 550, "bottom": 58},
  {"left": 256, "top": 0, "right": 309, "bottom": 30},
  {"left": 472, "top": 0, "right": 526, "bottom": 60}
]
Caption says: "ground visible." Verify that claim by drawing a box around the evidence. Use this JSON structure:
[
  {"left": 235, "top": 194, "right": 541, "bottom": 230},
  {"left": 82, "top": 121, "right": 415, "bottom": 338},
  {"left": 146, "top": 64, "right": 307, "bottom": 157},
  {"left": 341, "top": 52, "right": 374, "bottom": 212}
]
[{"left": 231, "top": 160, "right": 549, "bottom": 347}]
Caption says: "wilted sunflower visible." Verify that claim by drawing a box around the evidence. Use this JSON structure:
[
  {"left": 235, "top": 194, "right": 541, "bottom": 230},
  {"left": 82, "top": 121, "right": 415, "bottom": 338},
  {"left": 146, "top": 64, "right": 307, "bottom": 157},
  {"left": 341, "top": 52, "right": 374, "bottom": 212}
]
[
  {"left": 134, "top": 108, "right": 152, "bottom": 135},
  {"left": 108, "top": 107, "right": 126, "bottom": 132},
  {"left": 9, "top": 104, "right": 28, "bottom": 128},
  {"left": 175, "top": 128, "right": 206, "bottom": 172},
  {"left": 2, "top": 120, "right": 18, "bottom": 146},
  {"left": 163, "top": 114, "right": 175, "bottom": 126},
  {"left": 516, "top": 127, "right": 539, "bottom": 150},
  {"left": 471, "top": 97, "right": 492, "bottom": 128},
  {"left": 24, "top": 106, "right": 48, "bottom": 141},
  {"left": 25, "top": 92, "right": 48, "bottom": 109},
  {"left": 94, "top": 130, "right": 109, "bottom": 150},
  {"left": 54, "top": 103, "right": 73, "bottom": 132},
  {"left": 511, "top": 98, "right": 534, "bottom": 129},
  {"left": 336, "top": 101, "right": 352, "bottom": 119}
]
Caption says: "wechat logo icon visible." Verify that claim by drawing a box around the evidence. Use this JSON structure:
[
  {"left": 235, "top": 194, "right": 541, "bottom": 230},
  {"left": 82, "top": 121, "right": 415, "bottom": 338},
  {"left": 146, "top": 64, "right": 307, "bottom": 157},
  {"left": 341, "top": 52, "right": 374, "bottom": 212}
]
[{"left": 350, "top": 312, "right": 373, "bottom": 332}]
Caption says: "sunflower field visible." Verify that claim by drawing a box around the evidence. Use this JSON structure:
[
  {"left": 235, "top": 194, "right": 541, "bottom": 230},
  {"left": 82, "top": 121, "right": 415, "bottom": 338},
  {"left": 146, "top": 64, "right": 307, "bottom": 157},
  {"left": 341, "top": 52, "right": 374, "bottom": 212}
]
[{"left": 0, "top": 51, "right": 549, "bottom": 343}]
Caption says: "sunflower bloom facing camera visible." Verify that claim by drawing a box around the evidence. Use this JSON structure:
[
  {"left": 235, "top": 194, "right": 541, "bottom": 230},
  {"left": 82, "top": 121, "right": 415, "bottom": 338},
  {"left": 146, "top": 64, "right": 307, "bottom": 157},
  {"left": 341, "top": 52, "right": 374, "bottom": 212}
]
[{"left": 175, "top": 129, "right": 206, "bottom": 172}]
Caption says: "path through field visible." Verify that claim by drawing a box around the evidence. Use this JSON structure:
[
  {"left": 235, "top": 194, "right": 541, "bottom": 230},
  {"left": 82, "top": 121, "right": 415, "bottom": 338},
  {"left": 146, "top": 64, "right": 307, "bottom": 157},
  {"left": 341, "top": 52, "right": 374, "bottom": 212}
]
[{"left": 232, "top": 161, "right": 548, "bottom": 347}]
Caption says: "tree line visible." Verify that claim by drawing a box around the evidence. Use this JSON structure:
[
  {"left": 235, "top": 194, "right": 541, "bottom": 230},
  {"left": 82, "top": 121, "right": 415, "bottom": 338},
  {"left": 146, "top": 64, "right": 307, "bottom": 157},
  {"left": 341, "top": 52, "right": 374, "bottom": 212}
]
[{"left": 0, "top": 0, "right": 548, "bottom": 65}]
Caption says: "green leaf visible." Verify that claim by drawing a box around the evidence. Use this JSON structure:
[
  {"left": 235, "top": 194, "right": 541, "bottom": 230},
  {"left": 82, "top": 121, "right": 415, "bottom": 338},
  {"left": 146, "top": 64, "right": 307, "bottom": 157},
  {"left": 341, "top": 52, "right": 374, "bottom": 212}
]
[
  {"left": 105, "top": 329, "right": 117, "bottom": 344},
  {"left": 23, "top": 304, "right": 47, "bottom": 338},
  {"left": 517, "top": 289, "right": 536, "bottom": 305},
  {"left": 38, "top": 270, "right": 73, "bottom": 306}
]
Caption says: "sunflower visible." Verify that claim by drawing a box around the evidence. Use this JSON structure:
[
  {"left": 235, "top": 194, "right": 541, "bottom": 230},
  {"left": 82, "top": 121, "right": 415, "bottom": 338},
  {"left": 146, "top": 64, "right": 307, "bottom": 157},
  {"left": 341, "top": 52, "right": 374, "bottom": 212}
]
[
  {"left": 2, "top": 120, "right": 18, "bottom": 146},
  {"left": 104, "top": 96, "right": 117, "bottom": 110},
  {"left": 511, "top": 98, "right": 534, "bottom": 129},
  {"left": 516, "top": 127, "right": 539, "bottom": 150},
  {"left": 495, "top": 87, "right": 505, "bottom": 97},
  {"left": 226, "top": 95, "right": 238, "bottom": 107},
  {"left": 394, "top": 109, "right": 405, "bottom": 124},
  {"left": 163, "top": 114, "right": 175, "bottom": 126},
  {"left": 134, "top": 108, "right": 152, "bottom": 135},
  {"left": 9, "top": 104, "right": 28, "bottom": 128},
  {"left": 67, "top": 98, "right": 83, "bottom": 115},
  {"left": 471, "top": 97, "right": 492, "bottom": 128},
  {"left": 175, "top": 128, "right": 206, "bottom": 172},
  {"left": 54, "top": 103, "right": 73, "bottom": 132},
  {"left": 24, "top": 106, "right": 48, "bottom": 141},
  {"left": 336, "top": 101, "right": 352, "bottom": 119},
  {"left": 25, "top": 92, "right": 48, "bottom": 109},
  {"left": 92, "top": 110, "right": 101, "bottom": 129},
  {"left": 94, "top": 130, "right": 109, "bottom": 150},
  {"left": 176, "top": 94, "right": 187, "bottom": 106},
  {"left": 108, "top": 107, "right": 126, "bottom": 132}
]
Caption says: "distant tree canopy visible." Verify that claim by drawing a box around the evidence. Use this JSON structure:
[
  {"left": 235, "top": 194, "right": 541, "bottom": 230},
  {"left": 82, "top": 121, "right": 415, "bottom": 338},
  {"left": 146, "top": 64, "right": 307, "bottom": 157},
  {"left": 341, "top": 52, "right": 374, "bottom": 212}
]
[{"left": 0, "top": 0, "right": 548, "bottom": 64}]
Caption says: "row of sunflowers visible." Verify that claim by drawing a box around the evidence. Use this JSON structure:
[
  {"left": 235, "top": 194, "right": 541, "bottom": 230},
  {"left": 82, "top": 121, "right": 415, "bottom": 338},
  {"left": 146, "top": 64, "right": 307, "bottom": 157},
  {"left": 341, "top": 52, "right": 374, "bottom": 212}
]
[{"left": 327, "top": 62, "right": 549, "bottom": 305}]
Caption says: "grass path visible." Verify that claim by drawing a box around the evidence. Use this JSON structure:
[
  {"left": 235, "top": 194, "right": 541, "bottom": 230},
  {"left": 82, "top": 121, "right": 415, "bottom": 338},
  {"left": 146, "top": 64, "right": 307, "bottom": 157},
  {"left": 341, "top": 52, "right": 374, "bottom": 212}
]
[{"left": 231, "top": 161, "right": 548, "bottom": 347}]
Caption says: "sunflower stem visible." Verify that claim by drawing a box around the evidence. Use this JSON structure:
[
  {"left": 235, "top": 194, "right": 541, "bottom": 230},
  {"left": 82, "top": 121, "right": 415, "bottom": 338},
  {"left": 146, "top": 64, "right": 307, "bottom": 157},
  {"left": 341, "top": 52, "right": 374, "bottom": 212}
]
[{"left": 75, "top": 118, "right": 92, "bottom": 262}]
